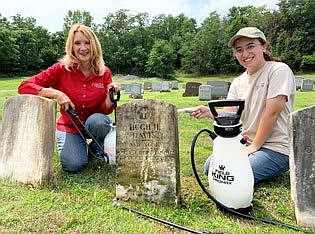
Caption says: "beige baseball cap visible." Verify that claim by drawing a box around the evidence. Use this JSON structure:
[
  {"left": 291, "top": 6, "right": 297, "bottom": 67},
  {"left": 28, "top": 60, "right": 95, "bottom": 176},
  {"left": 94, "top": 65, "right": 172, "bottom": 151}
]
[{"left": 228, "top": 27, "right": 267, "bottom": 47}]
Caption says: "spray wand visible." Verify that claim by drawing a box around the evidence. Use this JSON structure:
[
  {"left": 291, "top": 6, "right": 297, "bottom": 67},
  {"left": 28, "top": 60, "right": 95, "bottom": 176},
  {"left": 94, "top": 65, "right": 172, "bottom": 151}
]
[
  {"left": 65, "top": 87, "right": 120, "bottom": 163},
  {"left": 109, "top": 86, "right": 120, "bottom": 125},
  {"left": 112, "top": 198, "right": 226, "bottom": 234}
]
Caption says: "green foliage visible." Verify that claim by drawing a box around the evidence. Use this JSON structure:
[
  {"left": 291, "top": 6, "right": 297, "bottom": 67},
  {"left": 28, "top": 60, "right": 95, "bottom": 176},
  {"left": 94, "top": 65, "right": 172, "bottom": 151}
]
[
  {"left": 146, "top": 39, "right": 176, "bottom": 79},
  {"left": 273, "top": 0, "right": 315, "bottom": 70},
  {"left": 301, "top": 55, "right": 315, "bottom": 72},
  {"left": 63, "top": 10, "right": 95, "bottom": 34},
  {"left": 0, "top": 27, "right": 19, "bottom": 74},
  {"left": 0, "top": 1, "right": 314, "bottom": 77}
]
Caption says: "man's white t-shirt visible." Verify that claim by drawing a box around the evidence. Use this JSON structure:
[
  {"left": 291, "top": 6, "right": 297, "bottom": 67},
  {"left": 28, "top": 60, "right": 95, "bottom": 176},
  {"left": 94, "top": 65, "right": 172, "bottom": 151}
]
[{"left": 227, "top": 61, "right": 295, "bottom": 155}]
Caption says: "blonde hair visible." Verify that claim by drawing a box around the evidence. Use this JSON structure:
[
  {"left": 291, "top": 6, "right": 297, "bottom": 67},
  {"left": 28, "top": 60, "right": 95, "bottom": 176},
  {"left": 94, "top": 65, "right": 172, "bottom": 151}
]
[{"left": 62, "top": 24, "right": 105, "bottom": 75}]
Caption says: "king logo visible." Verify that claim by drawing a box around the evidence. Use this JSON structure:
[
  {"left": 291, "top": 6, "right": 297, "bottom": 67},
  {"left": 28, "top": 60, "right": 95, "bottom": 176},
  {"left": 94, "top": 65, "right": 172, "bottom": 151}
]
[{"left": 219, "top": 165, "right": 225, "bottom": 170}]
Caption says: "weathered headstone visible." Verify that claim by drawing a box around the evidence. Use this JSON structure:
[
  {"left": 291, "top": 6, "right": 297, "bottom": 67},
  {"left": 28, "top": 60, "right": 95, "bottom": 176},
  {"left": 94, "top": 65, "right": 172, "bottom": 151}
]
[
  {"left": 143, "top": 82, "right": 152, "bottom": 90},
  {"left": 170, "top": 81, "right": 179, "bottom": 90},
  {"left": 151, "top": 82, "right": 162, "bottom": 92},
  {"left": 181, "top": 83, "right": 186, "bottom": 92},
  {"left": 206, "top": 80, "right": 229, "bottom": 99},
  {"left": 120, "top": 83, "right": 128, "bottom": 91},
  {"left": 124, "top": 84, "right": 132, "bottom": 94},
  {"left": 198, "top": 85, "right": 212, "bottom": 101},
  {"left": 289, "top": 105, "right": 315, "bottom": 228},
  {"left": 301, "top": 79, "right": 314, "bottom": 91},
  {"left": 161, "top": 82, "right": 171, "bottom": 92},
  {"left": 129, "top": 82, "right": 143, "bottom": 99},
  {"left": 116, "top": 99, "right": 180, "bottom": 205},
  {"left": 295, "top": 76, "right": 304, "bottom": 91},
  {"left": 124, "top": 75, "right": 139, "bottom": 80},
  {"left": 182, "top": 82, "right": 201, "bottom": 97},
  {"left": 0, "top": 95, "right": 56, "bottom": 186}
]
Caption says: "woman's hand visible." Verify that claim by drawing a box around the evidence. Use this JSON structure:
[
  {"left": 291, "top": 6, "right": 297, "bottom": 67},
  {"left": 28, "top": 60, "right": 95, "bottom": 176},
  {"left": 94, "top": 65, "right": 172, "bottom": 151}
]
[
  {"left": 190, "top": 106, "right": 212, "bottom": 119},
  {"left": 55, "top": 90, "right": 74, "bottom": 111},
  {"left": 246, "top": 144, "right": 258, "bottom": 155},
  {"left": 38, "top": 87, "right": 74, "bottom": 111},
  {"left": 108, "top": 82, "right": 121, "bottom": 93}
]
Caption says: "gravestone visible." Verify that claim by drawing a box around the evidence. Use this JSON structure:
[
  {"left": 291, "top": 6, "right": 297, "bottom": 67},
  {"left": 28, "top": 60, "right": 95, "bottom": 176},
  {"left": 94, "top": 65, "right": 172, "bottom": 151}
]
[
  {"left": 288, "top": 105, "right": 315, "bottom": 228},
  {"left": 120, "top": 83, "right": 127, "bottom": 91},
  {"left": 115, "top": 99, "right": 180, "bottom": 205},
  {"left": 206, "top": 80, "right": 229, "bottom": 99},
  {"left": 124, "top": 75, "right": 139, "bottom": 80},
  {"left": 129, "top": 82, "right": 143, "bottom": 99},
  {"left": 124, "top": 84, "right": 132, "bottom": 94},
  {"left": 0, "top": 95, "right": 56, "bottom": 186},
  {"left": 151, "top": 82, "right": 162, "bottom": 92},
  {"left": 161, "top": 82, "right": 171, "bottom": 92},
  {"left": 182, "top": 82, "right": 201, "bottom": 97},
  {"left": 198, "top": 85, "right": 212, "bottom": 101},
  {"left": 143, "top": 82, "right": 152, "bottom": 90},
  {"left": 295, "top": 76, "right": 304, "bottom": 90},
  {"left": 181, "top": 83, "right": 186, "bottom": 92},
  {"left": 301, "top": 79, "right": 314, "bottom": 91},
  {"left": 170, "top": 81, "right": 178, "bottom": 90}
]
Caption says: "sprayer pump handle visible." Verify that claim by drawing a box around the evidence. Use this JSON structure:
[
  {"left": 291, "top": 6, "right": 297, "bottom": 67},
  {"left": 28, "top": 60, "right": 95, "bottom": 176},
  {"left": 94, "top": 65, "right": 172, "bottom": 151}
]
[
  {"left": 208, "top": 99, "right": 245, "bottom": 117},
  {"left": 66, "top": 106, "right": 79, "bottom": 118},
  {"left": 109, "top": 87, "right": 121, "bottom": 104}
]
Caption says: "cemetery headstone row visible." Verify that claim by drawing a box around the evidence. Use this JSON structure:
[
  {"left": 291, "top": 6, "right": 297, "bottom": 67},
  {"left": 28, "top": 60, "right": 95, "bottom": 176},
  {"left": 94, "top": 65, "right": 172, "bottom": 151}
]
[{"left": 295, "top": 76, "right": 314, "bottom": 91}]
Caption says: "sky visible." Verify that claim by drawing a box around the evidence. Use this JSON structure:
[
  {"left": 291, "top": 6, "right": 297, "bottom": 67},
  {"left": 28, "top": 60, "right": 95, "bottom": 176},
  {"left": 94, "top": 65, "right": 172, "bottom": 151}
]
[{"left": 2, "top": 0, "right": 280, "bottom": 33}]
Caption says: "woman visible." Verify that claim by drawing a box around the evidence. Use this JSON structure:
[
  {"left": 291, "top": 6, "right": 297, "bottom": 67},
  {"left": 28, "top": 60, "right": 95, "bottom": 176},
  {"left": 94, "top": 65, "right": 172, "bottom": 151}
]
[
  {"left": 191, "top": 27, "right": 295, "bottom": 184},
  {"left": 18, "top": 24, "right": 121, "bottom": 172}
]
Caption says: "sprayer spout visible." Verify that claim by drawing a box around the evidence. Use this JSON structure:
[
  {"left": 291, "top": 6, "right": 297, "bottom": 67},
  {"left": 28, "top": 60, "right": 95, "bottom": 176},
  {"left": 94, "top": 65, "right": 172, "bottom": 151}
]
[{"left": 209, "top": 131, "right": 217, "bottom": 140}]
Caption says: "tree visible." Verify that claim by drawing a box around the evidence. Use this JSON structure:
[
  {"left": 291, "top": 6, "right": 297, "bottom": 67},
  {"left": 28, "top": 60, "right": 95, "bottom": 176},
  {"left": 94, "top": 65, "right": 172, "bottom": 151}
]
[
  {"left": 148, "top": 14, "right": 197, "bottom": 71},
  {"left": 180, "top": 12, "right": 223, "bottom": 74},
  {"left": 10, "top": 14, "right": 45, "bottom": 73},
  {"left": 63, "top": 10, "right": 95, "bottom": 34},
  {"left": 40, "top": 31, "right": 66, "bottom": 68},
  {"left": 274, "top": 0, "right": 315, "bottom": 70},
  {"left": 146, "top": 40, "right": 176, "bottom": 79},
  {"left": 1, "top": 4, "right": 314, "bottom": 77},
  {"left": 0, "top": 27, "right": 20, "bottom": 74},
  {"left": 98, "top": 9, "right": 132, "bottom": 74}
]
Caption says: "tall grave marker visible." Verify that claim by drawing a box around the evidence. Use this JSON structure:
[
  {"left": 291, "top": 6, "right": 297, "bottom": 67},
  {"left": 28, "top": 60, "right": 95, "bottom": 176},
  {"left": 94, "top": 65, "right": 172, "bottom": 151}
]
[
  {"left": 289, "top": 105, "right": 315, "bottom": 228},
  {"left": 0, "top": 95, "right": 56, "bottom": 186},
  {"left": 115, "top": 99, "right": 180, "bottom": 205}
]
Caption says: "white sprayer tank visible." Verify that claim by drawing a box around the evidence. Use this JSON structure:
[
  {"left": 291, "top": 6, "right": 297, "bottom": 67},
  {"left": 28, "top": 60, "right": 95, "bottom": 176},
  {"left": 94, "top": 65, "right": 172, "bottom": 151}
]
[
  {"left": 104, "top": 125, "right": 116, "bottom": 165},
  {"left": 208, "top": 133, "right": 254, "bottom": 209}
]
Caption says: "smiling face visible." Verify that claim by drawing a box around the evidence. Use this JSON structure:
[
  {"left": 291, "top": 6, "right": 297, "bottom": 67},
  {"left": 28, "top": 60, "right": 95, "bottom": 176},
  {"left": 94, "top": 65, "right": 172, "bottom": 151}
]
[
  {"left": 73, "top": 31, "right": 91, "bottom": 66},
  {"left": 233, "top": 37, "right": 267, "bottom": 75}
]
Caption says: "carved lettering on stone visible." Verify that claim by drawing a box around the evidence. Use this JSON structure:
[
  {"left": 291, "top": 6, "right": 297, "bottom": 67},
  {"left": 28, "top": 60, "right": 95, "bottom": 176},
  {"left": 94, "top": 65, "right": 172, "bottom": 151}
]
[{"left": 115, "top": 99, "right": 180, "bottom": 205}]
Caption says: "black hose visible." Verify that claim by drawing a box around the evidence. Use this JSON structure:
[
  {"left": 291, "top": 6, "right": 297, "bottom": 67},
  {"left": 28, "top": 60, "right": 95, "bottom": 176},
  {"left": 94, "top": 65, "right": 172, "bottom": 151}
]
[
  {"left": 191, "top": 129, "right": 310, "bottom": 233},
  {"left": 112, "top": 198, "right": 225, "bottom": 234},
  {"left": 66, "top": 107, "right": 109, "bottom": 162},
  {"left": 109, "top": 87, "right": 120, "bottom": 125},
  {"left": 64, "top": 88, "right": 120, "bottom": 162}
]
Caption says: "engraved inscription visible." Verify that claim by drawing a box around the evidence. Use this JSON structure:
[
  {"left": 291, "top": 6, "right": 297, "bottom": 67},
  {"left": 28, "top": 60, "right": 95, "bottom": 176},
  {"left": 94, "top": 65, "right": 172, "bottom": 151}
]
[{"left": 116, "top": 99, "right": 180, "bottom": 204}]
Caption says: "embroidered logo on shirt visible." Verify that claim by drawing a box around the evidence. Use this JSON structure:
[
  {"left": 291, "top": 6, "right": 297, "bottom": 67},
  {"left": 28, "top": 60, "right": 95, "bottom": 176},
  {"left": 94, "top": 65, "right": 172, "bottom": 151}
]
[
  {"left": 255, "top": 82, "right": 266, "bottom": 89},
  {"left": 92, "top": 83, "right": 104, "bottom": 88}
]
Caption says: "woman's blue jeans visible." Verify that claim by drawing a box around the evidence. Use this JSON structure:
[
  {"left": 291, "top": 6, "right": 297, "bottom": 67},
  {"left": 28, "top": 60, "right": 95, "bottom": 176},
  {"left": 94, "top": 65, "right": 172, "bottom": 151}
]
[
  {"left": 204, "top": 147, "right": 289, "bottom": 184},
  {"left": 56, "top": 113, "right": 112, "bottom": 172}
]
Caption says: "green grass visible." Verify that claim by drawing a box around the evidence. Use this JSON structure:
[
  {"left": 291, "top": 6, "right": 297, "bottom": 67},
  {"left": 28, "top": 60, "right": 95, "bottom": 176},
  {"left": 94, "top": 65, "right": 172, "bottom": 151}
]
[{"left": 0, "top": 73, "right": 315, "bottom": 233}]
